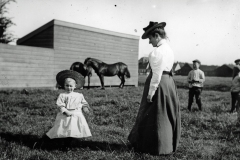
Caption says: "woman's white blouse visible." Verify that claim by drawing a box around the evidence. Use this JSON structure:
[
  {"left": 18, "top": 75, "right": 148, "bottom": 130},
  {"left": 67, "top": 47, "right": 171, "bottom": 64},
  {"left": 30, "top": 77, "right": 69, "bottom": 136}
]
[
  {"left": 56, "top": 92, "right": 89, "bottom": 113},
  {"left": 148, "top": 39, "right": 174, "bottom": 98}
]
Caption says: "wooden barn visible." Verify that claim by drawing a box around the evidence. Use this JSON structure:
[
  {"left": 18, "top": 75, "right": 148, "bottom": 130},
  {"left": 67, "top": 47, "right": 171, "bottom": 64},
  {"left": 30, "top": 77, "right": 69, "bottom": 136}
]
[
  {"left": 0, "top": 19, "right": 139, "bottom": 89},
  {"left": 214, "top": 64, "right": 233, "bottom": 77},
  {"left": 175, "top": 63, "right": 219, "bottom": 76},
  {"left": 0, "top": 44, "right": 55, "bottom": 89},
  {"left": 175, "top": 63, "right": 193, "bottom": 76},
  {"left": 172, "top": 62, "right": 184, "bottom": 74},
  {"left": 199, "top": 65, "right": 218, "bottom": 76}
]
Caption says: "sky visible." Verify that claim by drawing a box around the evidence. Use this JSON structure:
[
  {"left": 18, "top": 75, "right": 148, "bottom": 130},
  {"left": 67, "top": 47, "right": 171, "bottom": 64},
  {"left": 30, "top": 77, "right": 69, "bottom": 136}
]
[{"left": 5, "top": 0, "right": 240, "bottom": 66}]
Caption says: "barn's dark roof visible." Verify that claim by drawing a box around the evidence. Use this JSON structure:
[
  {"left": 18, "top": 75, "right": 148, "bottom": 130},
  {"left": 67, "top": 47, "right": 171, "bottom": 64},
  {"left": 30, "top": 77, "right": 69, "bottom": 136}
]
[
  {"left": 200, "top": 65, "right": 218, "bottom": 72},
  {"left": 172, "top": 63, "right": 178, "bottom": 69},
  {"left": 17, "top": 19, "right": 139, "bottom": 44},
  {"left": 227, "top": 64, "right": 234, "bottom": 69},
  {"left": 215, "top": 64, "right": 234, "bottom": 70},
  {"left": 178, "top": 62, "right": 185, "bottom": 68},
  {"left": 180, "top": 63, "right": 218, "bottom": 72},
  {"left": 172, "top": 62, "right": 185, "bottom": 70},
  {"left": 186, "top": 63, "right": 193, "bottom": 68}
]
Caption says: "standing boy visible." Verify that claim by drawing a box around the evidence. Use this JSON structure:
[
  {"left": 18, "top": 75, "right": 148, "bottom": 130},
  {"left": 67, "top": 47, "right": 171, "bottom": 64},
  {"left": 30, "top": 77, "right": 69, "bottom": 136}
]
[{"left": 187, "top": 59, "right": 205, "bottom": 111}]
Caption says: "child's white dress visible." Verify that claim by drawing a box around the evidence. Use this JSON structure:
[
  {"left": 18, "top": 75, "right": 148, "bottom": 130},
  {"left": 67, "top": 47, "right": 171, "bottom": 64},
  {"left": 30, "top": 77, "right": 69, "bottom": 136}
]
[{"left": 46, "top": 92, "right": 92, "bottom": 139}]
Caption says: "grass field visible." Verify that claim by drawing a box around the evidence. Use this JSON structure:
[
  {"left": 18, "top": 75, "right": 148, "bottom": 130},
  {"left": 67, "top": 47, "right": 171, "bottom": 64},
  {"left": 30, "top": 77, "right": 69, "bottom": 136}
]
[
  {"left": 139, "top": 75, "right": 232, "bottom": 91},
  {"left": 1, "top": 76, "right": 240, "bottom": 160}
]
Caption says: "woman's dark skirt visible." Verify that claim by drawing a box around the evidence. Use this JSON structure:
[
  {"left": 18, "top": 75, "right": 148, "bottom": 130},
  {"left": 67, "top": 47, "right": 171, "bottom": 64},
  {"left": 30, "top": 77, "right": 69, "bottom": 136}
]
[{"left": 128, "top": 72, "right": 181, "bottom": 155}]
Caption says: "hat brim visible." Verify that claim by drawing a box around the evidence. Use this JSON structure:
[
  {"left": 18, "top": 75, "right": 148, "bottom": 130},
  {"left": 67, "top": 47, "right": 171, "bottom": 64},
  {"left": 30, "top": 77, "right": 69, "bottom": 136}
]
[
  {"left": 56, "top": 70, "right": 85, "bottom": 89},
  {"left": 142, "top": 22, "right": 166, "bottom": 39}
]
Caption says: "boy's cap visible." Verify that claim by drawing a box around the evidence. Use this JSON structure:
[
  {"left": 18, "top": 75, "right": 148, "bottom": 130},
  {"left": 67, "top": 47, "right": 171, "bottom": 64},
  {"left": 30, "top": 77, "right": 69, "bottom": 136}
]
[
  {"left": 193, "top": 59, "right": 201, "bottom": 64},
  {"left": 234, "top": 59, "right": 240, "bottom": 63},
  {"left": 56, "top": 70, "right": 85, "bottom": 89}
]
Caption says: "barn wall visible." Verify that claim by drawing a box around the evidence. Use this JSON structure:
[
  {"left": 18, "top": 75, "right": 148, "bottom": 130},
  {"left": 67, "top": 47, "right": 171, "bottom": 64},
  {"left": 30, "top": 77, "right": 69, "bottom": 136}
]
[
  {"left": 17, "top": 26, "right": 54, "bottom": 48},
  {"left": 0, "top": 44, "right": 55, "bottom": 89},
  {"left": 214, "top": 65, "right": 233, "bottom": 77},
  {"left": 53, "top": 24, "right": 139, "bottom": 87},
  {"left": 176, "top": 64, "right": 192, "bottom": 76}
]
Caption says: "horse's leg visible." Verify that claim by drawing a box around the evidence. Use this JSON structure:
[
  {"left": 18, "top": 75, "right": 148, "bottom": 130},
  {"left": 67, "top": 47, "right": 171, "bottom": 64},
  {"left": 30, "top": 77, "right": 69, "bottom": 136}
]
[
  {"left": 122, "top": 75, "right": 125, "bottom": 88},
  {"left": 87, "top": 75, "right": 90, "bottom": 89},
  {"left": 99, "top": 74, "right": 105, "bottom": 90},
  {"left": 118, "top": 75, "right": 123, "bottom": 88}
]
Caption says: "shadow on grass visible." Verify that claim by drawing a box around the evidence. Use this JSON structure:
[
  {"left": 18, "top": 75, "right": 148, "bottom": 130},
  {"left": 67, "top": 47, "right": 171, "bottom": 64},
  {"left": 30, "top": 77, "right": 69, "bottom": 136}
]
[{"left": 0, "top": 132, "right": 128, "bottom": 152}]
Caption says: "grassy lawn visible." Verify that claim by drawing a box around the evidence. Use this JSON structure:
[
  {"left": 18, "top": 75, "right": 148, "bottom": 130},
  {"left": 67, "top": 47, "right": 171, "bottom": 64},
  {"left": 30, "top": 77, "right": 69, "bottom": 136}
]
[
  {"left": 0, "top": 77, "right": 240, "bottom": 159},
  {"left": 139, "top": 75, "right": 232, "bottom": 91}
]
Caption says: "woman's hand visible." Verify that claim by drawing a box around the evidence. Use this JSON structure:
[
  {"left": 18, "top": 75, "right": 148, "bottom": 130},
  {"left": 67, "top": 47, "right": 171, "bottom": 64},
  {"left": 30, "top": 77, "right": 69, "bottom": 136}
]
[
  {"left": 147, "top": 95, "right": 153, "bottom": 103},
  {"left": 63, "top": 111, "right": 72, "bottom": 117}
]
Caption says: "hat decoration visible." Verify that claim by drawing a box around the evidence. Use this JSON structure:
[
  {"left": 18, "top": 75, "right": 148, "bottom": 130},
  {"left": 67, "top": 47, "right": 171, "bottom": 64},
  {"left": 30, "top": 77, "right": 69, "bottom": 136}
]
[
  {"left": 56, "top": 70, "right": 85, "bottom": 89},
  {"left": 142, "top": 21, "right": 166, "bottom": 39}
]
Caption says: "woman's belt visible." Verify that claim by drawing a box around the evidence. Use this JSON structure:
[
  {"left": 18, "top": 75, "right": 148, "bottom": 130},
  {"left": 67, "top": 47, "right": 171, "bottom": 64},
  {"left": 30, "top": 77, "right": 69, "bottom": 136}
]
[
  {"left": 162, "top": 71, "right": 173, "bottom": 76},
  {"left": 150, "top": 70, "right": 173, "bottom": 76}
]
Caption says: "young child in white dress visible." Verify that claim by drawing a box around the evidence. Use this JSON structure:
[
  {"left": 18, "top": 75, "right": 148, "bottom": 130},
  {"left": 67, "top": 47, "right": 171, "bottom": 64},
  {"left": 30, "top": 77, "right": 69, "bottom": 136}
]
[{"left": 34, "top": 70, "right": 91, "bottom": 149}]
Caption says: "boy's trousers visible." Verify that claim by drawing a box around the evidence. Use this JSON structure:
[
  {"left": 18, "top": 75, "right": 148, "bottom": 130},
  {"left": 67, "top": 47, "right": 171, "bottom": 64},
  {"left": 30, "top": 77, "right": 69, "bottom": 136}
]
[
  {"left": 231, "top": 92, "right": 240, "bottom": 113},
  {"left": 188, "top": 87, "right": 203, "bottom": 111}
]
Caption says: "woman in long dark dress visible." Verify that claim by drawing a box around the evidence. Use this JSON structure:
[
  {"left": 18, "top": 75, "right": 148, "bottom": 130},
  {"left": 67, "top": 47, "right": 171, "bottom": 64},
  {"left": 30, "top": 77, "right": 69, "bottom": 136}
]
[{"left": 128, "top": 21, "right": 181, "bottom": 155}]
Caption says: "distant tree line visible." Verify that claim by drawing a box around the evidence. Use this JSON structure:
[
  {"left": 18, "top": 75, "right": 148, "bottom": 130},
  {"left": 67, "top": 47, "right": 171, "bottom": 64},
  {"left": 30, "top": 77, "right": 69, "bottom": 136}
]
[{"left": 0, "top": 0, "right": 15, "bottom": 44}]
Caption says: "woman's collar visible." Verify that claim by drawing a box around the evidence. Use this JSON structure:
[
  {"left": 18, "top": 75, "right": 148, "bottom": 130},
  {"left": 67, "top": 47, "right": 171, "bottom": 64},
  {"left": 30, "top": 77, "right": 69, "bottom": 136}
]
[{"left": 157, "top": 39, "right": 166, "bottom": 47}]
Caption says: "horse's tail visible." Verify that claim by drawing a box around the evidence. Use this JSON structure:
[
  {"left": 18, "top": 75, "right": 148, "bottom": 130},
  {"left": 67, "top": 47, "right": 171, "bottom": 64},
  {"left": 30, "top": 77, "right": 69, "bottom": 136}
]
[{"left": 125, "top": 67, "right": 131, "bottom": 78}]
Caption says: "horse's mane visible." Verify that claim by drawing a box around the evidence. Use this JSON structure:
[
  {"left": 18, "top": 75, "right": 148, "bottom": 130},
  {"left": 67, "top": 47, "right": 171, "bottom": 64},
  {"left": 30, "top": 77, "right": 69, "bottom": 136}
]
[
  {"left": 85, "top": 57, "right": 103, "bottom": 64},
  {"left": 84, "top": 58, "right": 91, "bottom": 64}
]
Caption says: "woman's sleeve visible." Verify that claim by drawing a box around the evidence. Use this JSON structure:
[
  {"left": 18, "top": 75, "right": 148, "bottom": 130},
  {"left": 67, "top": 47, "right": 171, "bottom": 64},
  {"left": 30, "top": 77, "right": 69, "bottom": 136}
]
[
  {"left": 56, "top": 94, "right": 67, "bottom": 113},
  {"left": 148, "top": 50, "right": 166, "bottom": 98}
]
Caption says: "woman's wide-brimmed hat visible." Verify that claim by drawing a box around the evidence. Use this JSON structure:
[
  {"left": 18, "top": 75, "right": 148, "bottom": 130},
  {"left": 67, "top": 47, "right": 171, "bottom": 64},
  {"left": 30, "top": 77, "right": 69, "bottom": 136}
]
[
  {"left": 142, "top": 21, "right": 166, "bottom": 39},
  {"left": 56, "top": 70, "right": 85, "bottom": 89}
]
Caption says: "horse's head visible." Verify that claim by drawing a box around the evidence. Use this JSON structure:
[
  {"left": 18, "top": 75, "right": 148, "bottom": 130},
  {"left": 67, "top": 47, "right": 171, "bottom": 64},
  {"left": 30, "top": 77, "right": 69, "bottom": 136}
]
[
  {"left": 70, "top": 62, "right": 92, "bottom": 78},
  {"left": 84, "top": 58, "right": 97, "bottom": 69},
  {"left": 84, "top": 58, "right": 92, "bottom": 66},
  {"left": 85, "top": 65, "right": 93, "bottom": 77}
]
